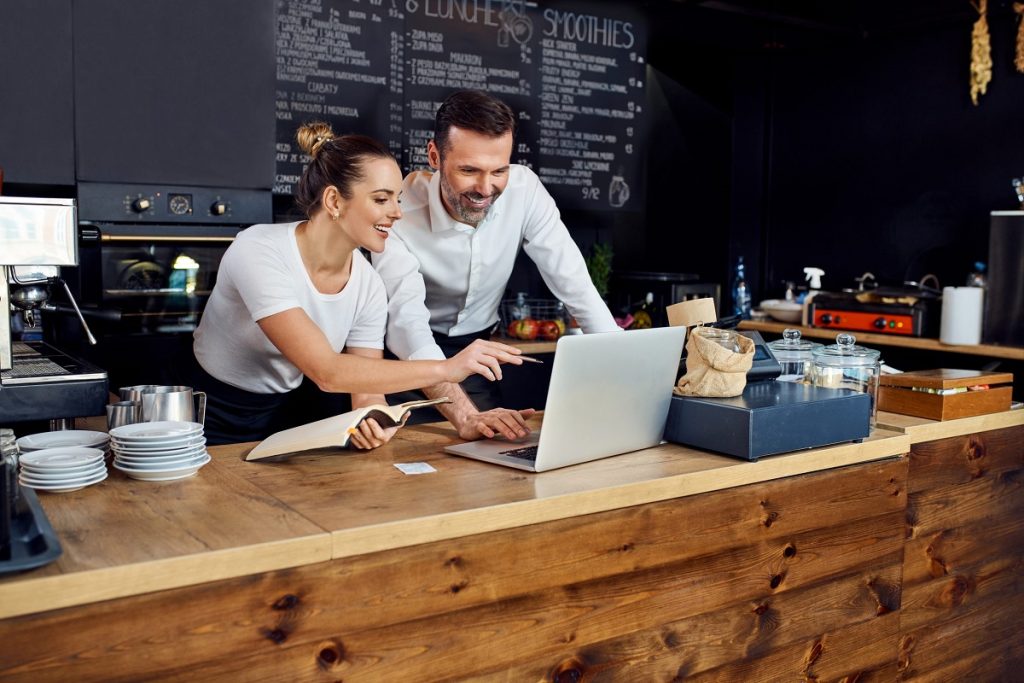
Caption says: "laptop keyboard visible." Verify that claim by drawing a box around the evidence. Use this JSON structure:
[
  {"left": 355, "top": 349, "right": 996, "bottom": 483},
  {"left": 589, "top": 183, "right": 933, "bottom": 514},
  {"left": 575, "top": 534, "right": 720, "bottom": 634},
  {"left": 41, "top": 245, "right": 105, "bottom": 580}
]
[{"left": 499, "top": 445, "right": 539, "bottom": 461}]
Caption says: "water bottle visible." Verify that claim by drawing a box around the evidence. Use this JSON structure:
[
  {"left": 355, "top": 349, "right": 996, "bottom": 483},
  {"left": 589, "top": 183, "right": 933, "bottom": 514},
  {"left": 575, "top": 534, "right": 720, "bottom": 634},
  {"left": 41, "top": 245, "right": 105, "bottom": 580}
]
[
  {"left": 731, "top": 257, "right": 752, "bottom": 318},
  {"left": 966, "top": 261, "right": 987, "bottom": 288},
  {"left": 510, "top": 292, "right": 531, "bottom": 320}
]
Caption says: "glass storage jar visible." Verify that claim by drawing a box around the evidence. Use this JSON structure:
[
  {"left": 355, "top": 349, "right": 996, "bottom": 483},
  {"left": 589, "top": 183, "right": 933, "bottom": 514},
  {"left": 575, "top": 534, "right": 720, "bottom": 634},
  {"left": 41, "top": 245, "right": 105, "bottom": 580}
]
[
  {"left": 691, "top": 326, "right": 742, "bottom": 353},
  {"left": 811, "top": 333, "right": 882, "bottom": 424},
  {"left": 768, "top": 328, "right": 822, "bottom": 383}
]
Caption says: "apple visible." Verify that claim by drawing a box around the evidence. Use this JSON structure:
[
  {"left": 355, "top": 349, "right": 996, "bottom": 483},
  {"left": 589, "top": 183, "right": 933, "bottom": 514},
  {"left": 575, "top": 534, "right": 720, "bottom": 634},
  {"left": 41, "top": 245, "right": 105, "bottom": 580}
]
[
  {"left": 538, "top": 319, "right": 561, "bottom": 341},
  {"left": 509, "top": 318, "right": 539, "bottom": 340}
]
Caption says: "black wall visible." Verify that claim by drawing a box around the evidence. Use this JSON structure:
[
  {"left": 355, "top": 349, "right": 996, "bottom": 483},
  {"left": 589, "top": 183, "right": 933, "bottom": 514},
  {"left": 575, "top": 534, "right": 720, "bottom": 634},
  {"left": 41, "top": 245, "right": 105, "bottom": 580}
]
[{"left": 639, "top": 0, "right": 1024, "bottom": 308}]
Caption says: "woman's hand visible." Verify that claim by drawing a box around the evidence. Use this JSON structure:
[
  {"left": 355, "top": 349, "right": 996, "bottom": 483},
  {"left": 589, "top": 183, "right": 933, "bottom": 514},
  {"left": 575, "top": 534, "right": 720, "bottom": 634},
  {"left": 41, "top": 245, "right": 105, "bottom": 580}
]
[
  {"left": 443, "top": 339, "right": 524, "bottom": 383},
  {"left": 348, "top": 417, "right": 404, "bottom": 450}
]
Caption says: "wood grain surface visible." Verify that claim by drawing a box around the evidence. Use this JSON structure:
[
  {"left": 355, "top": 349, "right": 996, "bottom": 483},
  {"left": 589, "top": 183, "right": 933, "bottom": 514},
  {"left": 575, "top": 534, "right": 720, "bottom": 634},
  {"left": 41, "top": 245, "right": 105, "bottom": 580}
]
[
  {"left": 876, "top": 408, "right": 1023, "bottom": 443},
  {"left": 898, "top": 425, "right": 1024, "bottom": 679},
  {"left": 0, "top": 458, "right": 908, "bottom": 682}
]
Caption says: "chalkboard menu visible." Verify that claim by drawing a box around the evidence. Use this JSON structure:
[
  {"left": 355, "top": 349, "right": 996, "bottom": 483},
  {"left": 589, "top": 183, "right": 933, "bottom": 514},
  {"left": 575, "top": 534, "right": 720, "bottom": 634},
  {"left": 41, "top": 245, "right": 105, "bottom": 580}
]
[{"left": 275, "top": 0, "right": 647, "bottom": 212}]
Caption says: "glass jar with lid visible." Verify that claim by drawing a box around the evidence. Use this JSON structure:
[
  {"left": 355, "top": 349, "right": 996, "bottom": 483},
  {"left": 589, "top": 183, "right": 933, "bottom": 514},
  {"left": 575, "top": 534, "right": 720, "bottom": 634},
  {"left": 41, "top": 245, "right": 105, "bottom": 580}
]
[
  {"left": 768, "top": 328, "right": 822, "bottom": 383},
  {"left": 691, "top": 326, "right": 742, "bottom": 353},
  {"left": 811, "top": 333, "right": 882, "bottom": 424}
]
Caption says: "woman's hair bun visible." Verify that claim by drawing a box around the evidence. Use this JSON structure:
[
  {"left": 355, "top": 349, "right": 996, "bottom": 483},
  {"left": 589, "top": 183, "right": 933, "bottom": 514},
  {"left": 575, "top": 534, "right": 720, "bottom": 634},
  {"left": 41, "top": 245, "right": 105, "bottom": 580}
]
[{"left": 296, "top": 121, "right": 336, "bottom": 157}]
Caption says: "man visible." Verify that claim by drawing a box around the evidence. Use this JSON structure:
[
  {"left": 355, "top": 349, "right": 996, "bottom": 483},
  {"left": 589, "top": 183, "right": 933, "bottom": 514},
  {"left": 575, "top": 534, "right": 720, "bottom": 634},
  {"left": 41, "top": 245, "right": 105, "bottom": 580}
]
[{"left": 372, "top": 90, "right": 619, "bottom": 441}]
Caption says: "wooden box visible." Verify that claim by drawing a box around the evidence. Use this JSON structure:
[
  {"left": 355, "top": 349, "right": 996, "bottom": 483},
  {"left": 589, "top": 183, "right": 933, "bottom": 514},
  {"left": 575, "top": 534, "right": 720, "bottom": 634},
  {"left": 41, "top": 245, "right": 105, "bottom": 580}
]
[{"left": 878, "top": 368, "right": 1013, "bottom": 420}]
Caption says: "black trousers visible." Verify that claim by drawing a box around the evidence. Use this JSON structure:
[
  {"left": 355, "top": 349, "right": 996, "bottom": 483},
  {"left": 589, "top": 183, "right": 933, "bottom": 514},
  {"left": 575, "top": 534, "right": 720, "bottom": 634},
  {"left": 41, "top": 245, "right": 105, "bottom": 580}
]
[
  {"left": 169, "top": 339, "right": 351, "bottom": 446},
  {"left": 386, "top": 325, "right": 502, "bottom": 424}
]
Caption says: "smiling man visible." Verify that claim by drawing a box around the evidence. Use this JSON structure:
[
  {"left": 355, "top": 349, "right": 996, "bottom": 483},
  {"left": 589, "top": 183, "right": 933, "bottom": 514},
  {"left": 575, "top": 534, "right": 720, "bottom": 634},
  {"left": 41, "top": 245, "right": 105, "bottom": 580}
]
[{"left": 371, "top": 90, "right": 618, "bottom": 441}]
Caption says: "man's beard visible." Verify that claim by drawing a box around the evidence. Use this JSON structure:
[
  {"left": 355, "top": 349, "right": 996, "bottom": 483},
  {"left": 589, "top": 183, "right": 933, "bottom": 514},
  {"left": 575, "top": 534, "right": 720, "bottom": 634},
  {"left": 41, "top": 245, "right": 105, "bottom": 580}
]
[{"left": 439, "top": 172, "right": 501, "bottom": 226}]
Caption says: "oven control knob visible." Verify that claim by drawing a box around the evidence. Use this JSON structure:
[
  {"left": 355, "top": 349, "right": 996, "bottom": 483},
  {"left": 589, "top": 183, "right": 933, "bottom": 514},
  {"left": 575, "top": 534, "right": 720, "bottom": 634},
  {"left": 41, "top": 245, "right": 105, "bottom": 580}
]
[
  {"left": 874, "top": 317, "right": 887, "bottom": 329},
  {"left": 131, "top": 197, "right": 152, "bottom": 213},
  {"left": 210, "top": 201, "right": 229, "bottom": 216}
]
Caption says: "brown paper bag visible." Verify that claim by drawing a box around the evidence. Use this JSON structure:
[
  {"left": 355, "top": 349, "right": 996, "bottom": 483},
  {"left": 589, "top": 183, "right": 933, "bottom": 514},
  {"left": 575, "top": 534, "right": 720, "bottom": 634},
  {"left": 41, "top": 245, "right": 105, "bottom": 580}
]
[{"left": 674, "top": 330, "right": 755, "bottom": 397}]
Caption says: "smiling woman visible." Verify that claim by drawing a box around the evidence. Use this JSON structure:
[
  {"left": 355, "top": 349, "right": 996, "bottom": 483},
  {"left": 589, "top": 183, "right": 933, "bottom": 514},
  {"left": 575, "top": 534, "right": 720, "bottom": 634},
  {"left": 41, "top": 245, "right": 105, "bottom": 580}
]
[{"left": 174, "top": 121, "right": 526, "bottom": 447}]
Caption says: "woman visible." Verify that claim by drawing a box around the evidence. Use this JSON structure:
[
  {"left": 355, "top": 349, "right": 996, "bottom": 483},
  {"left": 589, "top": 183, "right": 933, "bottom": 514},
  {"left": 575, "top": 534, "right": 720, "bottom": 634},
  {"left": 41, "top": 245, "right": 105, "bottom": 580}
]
[{"left": 189, "top": 122, "right": 525, "bottom": 446}]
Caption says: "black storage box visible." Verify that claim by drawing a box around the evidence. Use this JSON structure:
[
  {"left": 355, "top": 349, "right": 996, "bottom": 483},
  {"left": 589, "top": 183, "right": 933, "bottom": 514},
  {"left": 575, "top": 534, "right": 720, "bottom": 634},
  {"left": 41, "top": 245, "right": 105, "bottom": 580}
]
[{"left": 663, "top": 381, "right": 871, "bottom": 461}]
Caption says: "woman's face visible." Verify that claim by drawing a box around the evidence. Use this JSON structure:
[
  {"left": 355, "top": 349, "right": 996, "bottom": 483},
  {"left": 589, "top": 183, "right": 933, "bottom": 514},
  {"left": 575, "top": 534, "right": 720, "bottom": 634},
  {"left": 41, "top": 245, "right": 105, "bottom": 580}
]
[{"left": 337, "top": 157, "right": 403, "bottom": 253}]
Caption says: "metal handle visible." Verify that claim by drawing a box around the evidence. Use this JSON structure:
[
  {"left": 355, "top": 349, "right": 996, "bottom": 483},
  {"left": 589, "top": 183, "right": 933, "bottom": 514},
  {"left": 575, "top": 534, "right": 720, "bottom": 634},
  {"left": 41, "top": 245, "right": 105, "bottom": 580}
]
[
  {"left": 194, "top": 391, "right": 207, "bottom": 426},
  {"left": 58, "top": 279, "right": 97, "bottom": 345},
  {"left": 100, "top": 235, "right": 236, "bottom": 243}
]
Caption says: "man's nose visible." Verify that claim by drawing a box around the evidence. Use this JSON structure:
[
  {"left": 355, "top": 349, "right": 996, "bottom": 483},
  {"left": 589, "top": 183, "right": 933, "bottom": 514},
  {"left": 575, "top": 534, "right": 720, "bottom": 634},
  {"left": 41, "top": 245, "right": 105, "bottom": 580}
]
[{"left": 473, "top": 176, "right": 491, "bottom": 196}]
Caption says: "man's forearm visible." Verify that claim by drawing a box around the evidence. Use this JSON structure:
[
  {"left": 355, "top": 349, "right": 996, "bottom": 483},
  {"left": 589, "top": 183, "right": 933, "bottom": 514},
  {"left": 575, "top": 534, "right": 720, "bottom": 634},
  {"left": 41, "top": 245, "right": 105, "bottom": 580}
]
[{"left": 422, "top": 381, "right": 477, "bottom": 427}]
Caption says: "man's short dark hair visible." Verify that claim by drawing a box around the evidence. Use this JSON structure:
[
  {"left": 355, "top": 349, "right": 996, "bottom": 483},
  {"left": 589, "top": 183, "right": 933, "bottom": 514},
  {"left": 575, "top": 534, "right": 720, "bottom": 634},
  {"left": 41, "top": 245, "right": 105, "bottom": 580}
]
[{"left": 433, "top": 90, "right": 516, "bottom": 157}]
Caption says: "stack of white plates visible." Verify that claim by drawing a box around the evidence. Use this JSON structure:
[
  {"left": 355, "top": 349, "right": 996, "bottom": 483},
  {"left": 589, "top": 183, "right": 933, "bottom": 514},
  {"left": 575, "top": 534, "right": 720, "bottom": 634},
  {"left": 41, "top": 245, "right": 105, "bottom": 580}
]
[
  {"left": 18, "top": 447, "right": 108, "bottom": 493},
  {"left": 17, "top": 430, "right": 110, "bottom": 454},
  {"left": 109, "top": 421, "right": 210, "bottom": 481}
]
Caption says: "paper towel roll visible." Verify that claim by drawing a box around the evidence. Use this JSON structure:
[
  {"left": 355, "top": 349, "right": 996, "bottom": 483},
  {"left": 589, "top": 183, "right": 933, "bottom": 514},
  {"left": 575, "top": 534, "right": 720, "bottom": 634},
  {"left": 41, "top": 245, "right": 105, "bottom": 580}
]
[{"left": 940, "top": 286, "right": 984, "bottom": 345}]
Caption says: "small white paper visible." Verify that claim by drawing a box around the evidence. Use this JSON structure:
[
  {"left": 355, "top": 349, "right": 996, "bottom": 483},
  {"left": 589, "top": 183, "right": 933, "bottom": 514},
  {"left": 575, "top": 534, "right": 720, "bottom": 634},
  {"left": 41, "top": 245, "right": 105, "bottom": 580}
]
[{"left": 394, "top": 462, "right": 437, "bottom": 475}]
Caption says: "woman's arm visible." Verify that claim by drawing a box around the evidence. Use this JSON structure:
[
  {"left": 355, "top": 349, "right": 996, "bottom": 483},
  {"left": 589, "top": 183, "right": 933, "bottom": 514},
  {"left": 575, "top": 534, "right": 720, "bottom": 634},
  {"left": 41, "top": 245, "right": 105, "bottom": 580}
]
[
  {"left": 344, "top": 346, "right": 401, "bottom": 450},
  {"left": 257, "top": 307, "right": 523, "bottom": 394}
]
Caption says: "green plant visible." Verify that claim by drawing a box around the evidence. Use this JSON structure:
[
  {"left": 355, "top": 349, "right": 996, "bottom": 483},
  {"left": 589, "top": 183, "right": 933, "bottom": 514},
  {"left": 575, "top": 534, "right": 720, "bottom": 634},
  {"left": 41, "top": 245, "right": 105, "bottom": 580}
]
[{"left": 585, "top": 242, "right": 613, "bottom": 299}]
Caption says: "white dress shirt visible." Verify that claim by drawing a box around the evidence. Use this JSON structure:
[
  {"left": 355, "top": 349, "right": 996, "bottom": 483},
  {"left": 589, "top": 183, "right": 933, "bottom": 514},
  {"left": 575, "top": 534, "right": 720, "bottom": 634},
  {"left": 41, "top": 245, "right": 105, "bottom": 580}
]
[{"left": 371, "top": 164, "right": 619, "bottom": 361}]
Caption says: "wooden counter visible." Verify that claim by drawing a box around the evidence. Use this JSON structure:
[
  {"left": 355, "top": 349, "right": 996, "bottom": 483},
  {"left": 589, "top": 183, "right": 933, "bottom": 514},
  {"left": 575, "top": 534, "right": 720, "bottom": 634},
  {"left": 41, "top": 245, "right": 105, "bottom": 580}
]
[
  {"left": 1, "top": 410, "right": 1021, "bottom": 680},
  {"left": 739, "top": 320, "right": 1024, "bottom": 361}
]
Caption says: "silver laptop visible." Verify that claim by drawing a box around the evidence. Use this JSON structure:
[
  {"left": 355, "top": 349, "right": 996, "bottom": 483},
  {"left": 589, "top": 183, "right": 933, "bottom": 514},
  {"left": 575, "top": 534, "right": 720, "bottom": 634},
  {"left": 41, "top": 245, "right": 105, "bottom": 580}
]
[{"left": 444, "top": 326, "right": 687, "bottom": 472}]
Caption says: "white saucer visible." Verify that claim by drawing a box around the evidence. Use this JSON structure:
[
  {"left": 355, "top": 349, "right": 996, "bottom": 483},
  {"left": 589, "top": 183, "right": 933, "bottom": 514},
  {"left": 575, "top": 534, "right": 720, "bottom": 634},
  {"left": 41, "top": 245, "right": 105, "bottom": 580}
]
[
  {"left": 19, "top": 470, "right": 108, "bottom": 493},
  {"left": 17, "top": 430, "right": 109, "bottom": 452},
  {"left": 113, "top": 444, "right": 207, "bottom": 461},
  {"left": 110, "top": 437, "right": 207, "bottom": 454},
  {"left": 113, "top": 453, "right": 211, "bottom": 481},
  {"left": 19, "top": 448, "right": 106, "bottom": 470},
  {"left": 109, "top": 421, "right": 203, "bottom": 441},
  {"left": 20, "top": 462, "right": 107, "bottom": 481},
  {"left": 115, "top": 451, "right": 208, "bottom": 469}
]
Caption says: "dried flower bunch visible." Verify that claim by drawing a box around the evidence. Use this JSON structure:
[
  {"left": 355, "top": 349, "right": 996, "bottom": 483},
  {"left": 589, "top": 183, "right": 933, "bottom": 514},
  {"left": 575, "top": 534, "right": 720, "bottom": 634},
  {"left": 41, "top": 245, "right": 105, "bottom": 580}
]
[{"left": 970, "top": 0, "right": 992, "bottom": 106}]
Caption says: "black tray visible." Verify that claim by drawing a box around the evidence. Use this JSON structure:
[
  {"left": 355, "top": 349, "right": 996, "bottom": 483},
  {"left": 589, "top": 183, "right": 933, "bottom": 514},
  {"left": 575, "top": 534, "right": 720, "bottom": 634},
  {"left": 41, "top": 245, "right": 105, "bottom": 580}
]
[{"left": 0, "top": 485, "right": 63, "bottom": 574}]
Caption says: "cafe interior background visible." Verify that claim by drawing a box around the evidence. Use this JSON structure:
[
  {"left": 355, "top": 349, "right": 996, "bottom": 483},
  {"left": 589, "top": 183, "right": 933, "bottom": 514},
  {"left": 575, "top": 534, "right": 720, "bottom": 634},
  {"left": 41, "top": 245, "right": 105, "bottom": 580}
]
[{"left": 1, "top": 0, "right": 1023, "bottom": 408}]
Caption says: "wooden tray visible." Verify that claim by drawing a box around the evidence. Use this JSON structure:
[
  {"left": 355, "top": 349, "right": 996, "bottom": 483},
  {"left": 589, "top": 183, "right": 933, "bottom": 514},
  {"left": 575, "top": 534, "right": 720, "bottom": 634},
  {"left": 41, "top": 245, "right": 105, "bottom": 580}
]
[{"left": 878, "top": 369, "right": 1012, "bottom": 420}]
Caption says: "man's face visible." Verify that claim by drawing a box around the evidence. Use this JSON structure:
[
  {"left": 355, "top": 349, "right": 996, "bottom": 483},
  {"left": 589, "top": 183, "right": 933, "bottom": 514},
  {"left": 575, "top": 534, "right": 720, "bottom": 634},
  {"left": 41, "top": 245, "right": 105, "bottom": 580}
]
[{"left": 428, "top": 126, "right": 513, "bottom": 227}]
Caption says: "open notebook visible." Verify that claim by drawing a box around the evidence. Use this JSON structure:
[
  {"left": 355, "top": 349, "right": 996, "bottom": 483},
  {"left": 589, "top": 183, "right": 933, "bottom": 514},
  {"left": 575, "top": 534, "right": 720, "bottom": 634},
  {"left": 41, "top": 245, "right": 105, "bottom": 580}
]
[
  {"left": 246, "top": 398, "right": 450, "bottom": 461},
  {"left": 444, "top": 326, "right": 686, "bottom": 472}
]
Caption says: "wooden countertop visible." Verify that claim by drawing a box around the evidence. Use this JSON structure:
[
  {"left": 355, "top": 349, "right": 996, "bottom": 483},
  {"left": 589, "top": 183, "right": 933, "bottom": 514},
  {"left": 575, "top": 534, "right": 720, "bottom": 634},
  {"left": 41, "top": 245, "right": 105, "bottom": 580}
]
[
  {"left": 876, "top": 408, "right": 1024, "bottom": 443},
  {"left": 0, "top": 415, "right": 913, "bottom": 619},
  {"left": 738, "top": 320, "right": 1024, "bottom": 360}
]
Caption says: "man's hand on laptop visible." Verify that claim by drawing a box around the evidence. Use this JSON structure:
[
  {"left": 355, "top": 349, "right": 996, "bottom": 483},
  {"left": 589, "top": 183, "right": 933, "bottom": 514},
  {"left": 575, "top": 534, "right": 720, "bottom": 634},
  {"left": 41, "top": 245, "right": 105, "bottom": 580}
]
[{"left": 458, "top": 407, "right": 536, "bottom": 441}]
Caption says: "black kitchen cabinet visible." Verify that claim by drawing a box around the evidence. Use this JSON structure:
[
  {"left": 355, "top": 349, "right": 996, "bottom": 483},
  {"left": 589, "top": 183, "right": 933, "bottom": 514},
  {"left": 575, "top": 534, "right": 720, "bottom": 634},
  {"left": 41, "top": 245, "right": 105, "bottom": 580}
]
[
  {"left": 73, "top": 0, "right": 276, "bottom": 189},
  {"left": 0, "top": 0, "right": 75, "bottom": 186}
]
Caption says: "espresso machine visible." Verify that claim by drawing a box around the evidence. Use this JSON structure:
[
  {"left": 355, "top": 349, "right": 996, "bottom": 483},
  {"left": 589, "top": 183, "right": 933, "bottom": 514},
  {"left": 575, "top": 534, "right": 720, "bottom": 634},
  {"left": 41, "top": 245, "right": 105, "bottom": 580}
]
[{"left": 0, "top": 196, "right": 108, "bottom": 427}]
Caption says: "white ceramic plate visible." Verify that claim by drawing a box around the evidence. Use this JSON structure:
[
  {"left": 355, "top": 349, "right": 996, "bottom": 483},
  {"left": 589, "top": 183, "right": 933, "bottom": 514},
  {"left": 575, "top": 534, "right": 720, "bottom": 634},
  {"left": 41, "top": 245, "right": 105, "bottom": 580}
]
[
  {"left": 19, "top": 448, "right": 106, "bottom": 470},
  {"left": 109, "top": 421, "right": 203, "bottom": 441},
  {"left": 112, "top": 444, "right": 206, "bottom": 461},
  {"left": 113, "top": 453, "right": 211, "bottom": 481},
  {"left": 20, "top": 471, "right": 109, "bottom": 491},
  {"left": 759, "top": 299, "right": 803, "bottom": 323},
  {"left": 110, "top": 437, "right": 207, "bottom": 454},
  {"left": 17, "top": 430, "right": 109, "bottom": 451},
  {"left": 20, "top": 462, "right": 107, "bottom": 481},
  {"left": 114, "top": 451, "right": 208, "bottom": 469}
]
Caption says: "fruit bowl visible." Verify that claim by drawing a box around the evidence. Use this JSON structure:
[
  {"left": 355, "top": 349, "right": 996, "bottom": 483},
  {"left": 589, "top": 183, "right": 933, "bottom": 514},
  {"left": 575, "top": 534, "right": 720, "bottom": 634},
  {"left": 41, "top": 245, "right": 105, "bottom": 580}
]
[{"left": 499, "top": 298, "right": 568, "bottom": 341}]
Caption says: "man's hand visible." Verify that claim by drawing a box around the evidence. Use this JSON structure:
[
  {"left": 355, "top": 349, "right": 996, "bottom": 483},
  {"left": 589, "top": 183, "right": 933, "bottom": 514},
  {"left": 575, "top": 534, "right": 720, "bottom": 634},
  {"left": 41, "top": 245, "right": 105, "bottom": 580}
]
[{"left": 456, "top": 407, "right": 536, "bottom": 441}]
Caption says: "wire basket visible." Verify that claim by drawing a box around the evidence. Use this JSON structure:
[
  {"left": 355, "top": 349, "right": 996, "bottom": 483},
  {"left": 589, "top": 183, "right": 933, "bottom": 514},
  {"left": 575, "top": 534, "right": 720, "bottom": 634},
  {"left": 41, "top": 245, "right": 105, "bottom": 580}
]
[{"left": 499, "top": 298, "right": 569, "bottom": 341}]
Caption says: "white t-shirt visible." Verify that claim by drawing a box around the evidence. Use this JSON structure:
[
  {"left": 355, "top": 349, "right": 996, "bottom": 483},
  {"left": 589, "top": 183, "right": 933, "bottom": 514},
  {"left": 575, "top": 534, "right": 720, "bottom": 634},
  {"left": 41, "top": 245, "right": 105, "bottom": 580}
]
[{"left": 194, "top": 222, "right": 386, "bottom": 393}]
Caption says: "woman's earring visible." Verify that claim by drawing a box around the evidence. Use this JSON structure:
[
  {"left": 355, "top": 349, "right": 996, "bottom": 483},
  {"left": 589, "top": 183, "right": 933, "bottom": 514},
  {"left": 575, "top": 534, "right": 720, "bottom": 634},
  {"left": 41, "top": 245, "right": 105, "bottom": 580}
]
[{"left": 333, "top": 212, "right": 340, "bottom": 220}]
